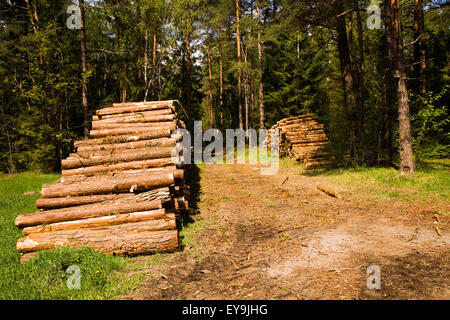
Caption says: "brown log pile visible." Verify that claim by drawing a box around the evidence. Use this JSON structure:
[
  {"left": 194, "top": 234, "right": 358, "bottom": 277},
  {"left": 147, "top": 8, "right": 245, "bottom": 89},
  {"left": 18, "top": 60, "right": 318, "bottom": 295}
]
[
  {"left": 16, "top": 101, "right": 189, "bottom": 261},
  {"left": 267, "top": 114, "right": 333, "bottom": 168}
]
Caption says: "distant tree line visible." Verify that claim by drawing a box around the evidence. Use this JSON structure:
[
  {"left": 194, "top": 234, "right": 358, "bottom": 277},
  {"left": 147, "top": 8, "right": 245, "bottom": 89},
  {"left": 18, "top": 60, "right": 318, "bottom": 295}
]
[{"left": 0, "top": 0, "right": 448, "bottom": 173}]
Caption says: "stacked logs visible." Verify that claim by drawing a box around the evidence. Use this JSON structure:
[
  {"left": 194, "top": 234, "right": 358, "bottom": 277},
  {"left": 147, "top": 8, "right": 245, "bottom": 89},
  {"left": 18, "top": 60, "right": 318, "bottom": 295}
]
[
  {"left": 267, "top": 114, "right": 332, "bottom": 168},
  {"left": 16, "top": 101, "right": 189, "bottom": 262}
]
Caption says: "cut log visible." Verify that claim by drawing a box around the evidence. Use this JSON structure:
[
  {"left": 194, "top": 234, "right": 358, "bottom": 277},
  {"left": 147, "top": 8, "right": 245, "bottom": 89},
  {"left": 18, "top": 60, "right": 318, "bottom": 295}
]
[
  {"left": 89, "top": 123, "right": 176, "bottom": 138},
  {"left": 94, "top": 114, "right": 175, "bottom": 125},
  {"left": 36, "top": 193, "right": 133, "bottom": 210},
  {"left": 97, "top": 101, "right": 174, "bottom": 116},
  {"left": 73, "top": 129, "right": 172, "bottom": 147},
  {"left": 96, "top": 109, "right": 173, "bottom": 120},
  {"left": 317, "top": 185, "right": 341, "bottom": 198},
  {"left": 22, "top": 210, "right": 174, "bottom": 235},
  {"left": 91, "top": 120, "right": 176, "bottom": 130},
  {"left": 62, "top": 147, "right": 175, "bottom": 169},
  {"left": 36, "top": 187, "right": 172, "bottom": 210},
  {"left": 40, "top": 172, "right": 175, "bottom": 198},
  {"left": 17, "top": 223, "right": 179, "bottom": 255},
  {"left": 75, "top": 138, "right": 176, "bottom": 154},
  {"left": 62, "top": 158, "right": 176, "bottom": 177},
  {"left": 16, "top": 196, "right": 164, "bottom": 228}
]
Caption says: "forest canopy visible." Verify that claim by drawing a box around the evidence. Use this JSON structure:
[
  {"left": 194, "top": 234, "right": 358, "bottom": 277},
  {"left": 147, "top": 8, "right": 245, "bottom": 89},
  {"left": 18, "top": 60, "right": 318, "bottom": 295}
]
[{"left": 0, "top": 0, "right": 448, "bottom": 173}]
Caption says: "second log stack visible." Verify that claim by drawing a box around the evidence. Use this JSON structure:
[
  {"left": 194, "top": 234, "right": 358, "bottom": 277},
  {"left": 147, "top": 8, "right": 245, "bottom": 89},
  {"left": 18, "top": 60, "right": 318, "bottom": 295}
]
[
  {"left": 15, "top": 100, "right": 189, "bottom": 262},
  {"left": 267, "top": 114, "right": 333, "bottom": 168}
]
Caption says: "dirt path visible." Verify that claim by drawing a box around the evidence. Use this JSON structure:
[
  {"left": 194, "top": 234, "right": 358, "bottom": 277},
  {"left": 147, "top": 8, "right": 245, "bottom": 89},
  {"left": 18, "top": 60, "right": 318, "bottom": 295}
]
[{"left": 123, "top": 163, "right": 449, "bottom": 300}]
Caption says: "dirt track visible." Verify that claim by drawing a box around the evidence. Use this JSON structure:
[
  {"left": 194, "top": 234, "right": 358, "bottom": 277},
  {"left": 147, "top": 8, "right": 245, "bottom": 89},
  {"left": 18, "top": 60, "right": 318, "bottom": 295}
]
[{"left": 123, "top": 163, "right": 449, "bottom": 300}]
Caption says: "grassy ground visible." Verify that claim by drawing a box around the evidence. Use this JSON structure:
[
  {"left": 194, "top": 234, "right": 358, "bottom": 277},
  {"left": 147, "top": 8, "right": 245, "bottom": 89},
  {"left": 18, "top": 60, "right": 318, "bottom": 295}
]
[
  {"left": 0, "top": 159, "right": 448, "bottom": 299},
  {"left": 0, "top": 172, "right": 142, "bottom": 299},
  {"left": 308, "top": 159, "right": 450, "bottom": 206}
]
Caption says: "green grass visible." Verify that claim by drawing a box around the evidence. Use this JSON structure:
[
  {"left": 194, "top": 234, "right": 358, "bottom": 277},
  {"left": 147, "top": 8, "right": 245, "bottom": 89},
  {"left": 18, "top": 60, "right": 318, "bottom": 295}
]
[
  {"left": 316, "top": 159, "right": 450, "bottom": 203},
  {"left": 0, "top": 172, "right": 141, "bottom": 300}
]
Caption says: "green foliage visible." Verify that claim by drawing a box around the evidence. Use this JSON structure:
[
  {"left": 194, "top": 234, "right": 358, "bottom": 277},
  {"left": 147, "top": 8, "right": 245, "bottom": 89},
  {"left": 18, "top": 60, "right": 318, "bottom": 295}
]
[
  {"left": 0, "top": 0, "right": 448, "bottom": 172},
  {"left": 412, "top": 86, "right": 449, "bottom": 159}
]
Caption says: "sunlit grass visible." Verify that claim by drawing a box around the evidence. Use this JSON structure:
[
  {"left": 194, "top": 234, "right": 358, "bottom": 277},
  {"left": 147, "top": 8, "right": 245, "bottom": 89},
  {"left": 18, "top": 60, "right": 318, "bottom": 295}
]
[
  {"left": 0, "top": 173, "right": 143, "bottom": 299},
  {"left": 316, "top": 159, "right": 450, "bottom": 203}
]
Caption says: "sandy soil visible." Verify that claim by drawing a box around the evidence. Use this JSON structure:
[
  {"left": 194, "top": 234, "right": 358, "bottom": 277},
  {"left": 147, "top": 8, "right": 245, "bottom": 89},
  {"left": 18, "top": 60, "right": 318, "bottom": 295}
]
[{"left": 122, "top": 163, "right": 449, "bottom": 300}]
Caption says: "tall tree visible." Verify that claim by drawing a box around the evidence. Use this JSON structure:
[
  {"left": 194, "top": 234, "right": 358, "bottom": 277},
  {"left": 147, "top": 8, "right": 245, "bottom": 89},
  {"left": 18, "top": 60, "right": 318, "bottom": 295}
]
[
  {"left": 79, "top": 0, "right": 89, "bottom": 138},
  {"left": 386, "top": 0, "right": 416, "bottom": 174},
  {"left": 414, "top": 0, "right": 426, "bottom": 95},
  {"left": 257, "top": 3, "right": 264, "bottom": 129},
  {"left": 236, "top": 0, "right": 243, "bottom": 130}
]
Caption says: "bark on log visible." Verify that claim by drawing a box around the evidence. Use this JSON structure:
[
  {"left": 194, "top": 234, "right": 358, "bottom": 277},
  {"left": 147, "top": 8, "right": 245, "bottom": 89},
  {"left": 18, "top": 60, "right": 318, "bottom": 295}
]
[
  {"left": 36, "top": 193, "right": 133, "bottom": 210},
  {"left": 89, "top": 123, "right": 176, "bottom": 138},
  {"left": 22, "top": 210, "right": 174, "bottom": 235},
  {"left": 16, "top": 197, "right": 163, "bottom": 228},
  {"left": 36, "top": 187, "right": 172, "bottom": 210},
  {"left": 91, "top": 120, "right": 176, "bottom": 130},
  {"left": 62, "top": 147, "right": 175, "bottom": 169},
  {"left": 317, "top": 185, "right": 341, "bottom": 198},
  {"left": 75, "top": 138, "right": 176, "bottom": 154},
  {"left": 94, "top": 114, "right": 175, "bottom": 125},
  {"left": 40, "top": 172, "right": 174, "bottom": 198},
  {"left": 62, "top": 158, "right": 176, "bottom": 177},
  {"left": 98, "top": 101, "right": 174, "bottom": 116},
  {"left": 73, "top": 130, "right": 172, "bottom": 147},
  {"left": 17, "top": 224, "right": 179, "bottom": 255},
  {"left": 96, "top": 109, "right": 173, "bottom": 120}
]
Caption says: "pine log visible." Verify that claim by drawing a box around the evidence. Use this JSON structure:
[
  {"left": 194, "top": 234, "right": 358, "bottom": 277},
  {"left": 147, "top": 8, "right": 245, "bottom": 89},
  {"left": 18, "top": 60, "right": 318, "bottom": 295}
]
[
  {"left": 36, "top": 193, "right": 133, "bottom": 210},
  {"left": 36, "top": 187, "right": 172, "bottom": 211},
  {"left": 16, "top": 196, "right": 164, "bottom": 228},
  {"left": 289, "top": 138, "right": 328, "bottom": 145},
  {"left": 17, "top": 224, "right": 179, "bottom": 255},
  {"left": 96, "top": 109, "right": 173, "bottom": 120},
  {"left": 94, "top": 114, "right": 175, "bottom": 125},
  {"left": 61, "top": 147, "right": 175, "bottom": 169},
  {"left": 40, "top": 172, "right": 175, "bottom": 198},
  {"left": 89, "top": 123, "right": 176, "bottom": 138},
  {"left": 22, "top": 210, "right": 174, "bottom": 235},
  {"left": 73, "top": 129, "right": 172, "bottom": 147},
  {"left": 91, "top": 120, "right": 176, "bottom": 130},
  {"left": 62, "top": 158, "right": 176, "bottom": 177},
  {"left": 317, "top": 185, "right": 341, "bottom": 198},
  {"left": 75, "top": 138, "right": 176, "bottom": 154},
  {"left": 98, "top": 101, "right": 174, "bottom": 116}
]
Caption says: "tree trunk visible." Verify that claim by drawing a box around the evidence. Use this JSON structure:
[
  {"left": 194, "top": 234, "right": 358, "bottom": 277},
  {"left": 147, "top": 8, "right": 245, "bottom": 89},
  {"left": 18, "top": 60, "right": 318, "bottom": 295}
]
[
  {"left": 236, "top": 0, "right": 243, "bottom": 130},
  {"left": 207, "top": 36, "right": 214, "bottom": 128},
  {"left": 185, "top": 24, "right": 193, "bottom": 131},
  {"left": 388, "top": 0, "right": 415, "bottom": 174},
  {"left": 79, "top": 0, "right": 89, "bottom": 138},
  {"left": 257, "top": 5, "right": 264, "bottom": 129},
  {"left": 354, "top": 0, "right": 365, "bottom": 160},
  {"left": 414, "top": 0, "right": 426, "bottom": 95},
  {"left": 334, "top": 3, "right": 356, "bottom": 158},
  {"left": 218, "top": 30, "right": 224, "bottom": 126}
]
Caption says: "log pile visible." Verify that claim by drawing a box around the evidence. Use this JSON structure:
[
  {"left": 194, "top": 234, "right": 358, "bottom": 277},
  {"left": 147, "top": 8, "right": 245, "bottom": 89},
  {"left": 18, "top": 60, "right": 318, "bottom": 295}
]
[
  {"left": 267, "top": 114, "right": 333, "bottom": 168},
  {"left": 16, "top": 101, "right": 189, "bottom": 261}
]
